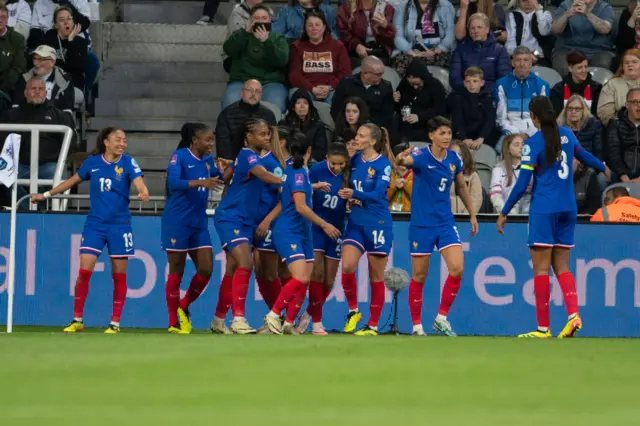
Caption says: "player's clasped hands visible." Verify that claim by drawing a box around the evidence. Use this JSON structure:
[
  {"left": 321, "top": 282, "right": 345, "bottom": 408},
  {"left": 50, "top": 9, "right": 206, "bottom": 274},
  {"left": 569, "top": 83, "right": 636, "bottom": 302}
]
[
  {"left": 201, "top": 177, "right": 225, "bottom": 190},
  {"left": 313, "top": 182, "right": 332, "bottom": 192},
  {"left": 338, "top": 188, "right": 354, "bottom": 199}
]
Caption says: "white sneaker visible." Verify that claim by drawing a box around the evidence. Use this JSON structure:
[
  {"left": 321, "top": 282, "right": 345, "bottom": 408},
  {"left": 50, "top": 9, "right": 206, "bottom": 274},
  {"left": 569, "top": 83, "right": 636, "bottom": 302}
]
[
  {"left": 196, "top": 16, "right": 212, "bottom": 25},
  {"left": 412, "top": 324, "right": 425, "bottom": 336},
  {"left": 264, "top": 313, "right": 283, "bottom": 335},
  {"left": 296, "top": 312, "right": 311, "bottom": 334},
  {"left": 312, "top": 323, "right": 328, "bottom": 336},
  {"left": 210, "top": 317, "right": 232, "bottom": 334},
  {"left": 231, "top": 317, "right": 256, "bottom": 334},
  {"left": 283, "top": 322, "right": 300, "bottom": 335}
]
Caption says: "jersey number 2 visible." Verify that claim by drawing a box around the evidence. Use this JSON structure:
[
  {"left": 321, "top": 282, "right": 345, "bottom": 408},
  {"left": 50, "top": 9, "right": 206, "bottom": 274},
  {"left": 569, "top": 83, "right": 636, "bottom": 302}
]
[
  {"left": 557, "top": 151, "right": 569, "bottom": 180},
  {"left": 323, "top": 194, "right": 339, "bottom": 209},
  {"left": 99, "top": 178, "right": 112, "bottom": 192}
]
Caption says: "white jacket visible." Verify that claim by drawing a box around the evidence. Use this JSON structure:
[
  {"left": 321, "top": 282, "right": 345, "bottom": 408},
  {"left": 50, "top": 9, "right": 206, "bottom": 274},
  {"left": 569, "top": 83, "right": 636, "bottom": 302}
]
[
  {"left": 490, "top": 161, "right": 531, "bottom": 214},
  {"left": 31, "top": 0, "right": 90, "bottom": 32},
  {"left": 6, "top": 0, "right": 31, "bottom": 39},
  {"left": 505, "top": 9, "right": 552, "bottom": 57}
]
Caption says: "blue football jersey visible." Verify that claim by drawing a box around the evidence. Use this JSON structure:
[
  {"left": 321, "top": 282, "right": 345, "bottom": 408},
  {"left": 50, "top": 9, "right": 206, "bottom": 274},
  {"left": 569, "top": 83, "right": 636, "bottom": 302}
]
[
  {"left": 215, "top": 148, "right": 263, "bottom": 226},
  {"left": 410, "top": 146, "right": 464, "bottom": 227},
  {"left": 348, "top": 152, "right": 392, "bottom": 226},
  {"left": 310, "top": 160, "right": 347, "bottom": 228},
  {"left": 256, "top": 151, "right": 284, "bottom": 223},
  {"left": 163, "top": 148, "right": 221, "bottom": 229},
  {"left": 522, "top": 126, "right": 581, "bottom": 214},
  {"left": 274, "top": 165, "right": 312, "bottom": 235},
  {"left": 77, "top": 154, "right": 143, "bottom": 225}
]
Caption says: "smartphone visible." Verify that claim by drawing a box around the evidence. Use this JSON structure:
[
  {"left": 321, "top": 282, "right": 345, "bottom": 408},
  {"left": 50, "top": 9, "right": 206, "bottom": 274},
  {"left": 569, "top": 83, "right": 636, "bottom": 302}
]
[{"left": 252, "top": 22, "right": 272, "bottom": 32}]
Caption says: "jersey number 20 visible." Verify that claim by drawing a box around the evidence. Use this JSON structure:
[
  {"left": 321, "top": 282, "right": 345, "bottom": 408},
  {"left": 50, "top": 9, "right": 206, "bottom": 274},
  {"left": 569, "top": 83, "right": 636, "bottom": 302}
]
[
  {"left": 557, "top": 151, "right": 569, "bottom": 180},
  {"left": 323, "top": 194, "right": 339, "bottom": 209}
]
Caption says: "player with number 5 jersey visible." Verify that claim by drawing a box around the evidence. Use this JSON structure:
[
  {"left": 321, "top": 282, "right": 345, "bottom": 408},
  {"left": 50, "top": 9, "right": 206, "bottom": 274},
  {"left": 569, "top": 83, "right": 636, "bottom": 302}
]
[
  {"left": 31, "top": 128, "right": 150, "bottom": 334},
  {"left": 395, "top": 117, "right": 479, "bottom": 337},
  {"left": 497, "top": 97, "right": 610, "bottom": 339},
  {"left": 338, "top": 124, "right": 395, "bottom": 336}
]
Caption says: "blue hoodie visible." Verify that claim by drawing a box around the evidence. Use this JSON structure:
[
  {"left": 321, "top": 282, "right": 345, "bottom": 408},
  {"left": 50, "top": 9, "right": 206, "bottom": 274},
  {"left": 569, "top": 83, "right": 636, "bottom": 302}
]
[
  {"left": 449, "top": 33, "right": 511, "bottom": 94},
  {"left": 493, "top": 71, "right": 550, "bottom": 136},
  {"left": 272, "top": 4, "right": 339, "bottom": 41}
]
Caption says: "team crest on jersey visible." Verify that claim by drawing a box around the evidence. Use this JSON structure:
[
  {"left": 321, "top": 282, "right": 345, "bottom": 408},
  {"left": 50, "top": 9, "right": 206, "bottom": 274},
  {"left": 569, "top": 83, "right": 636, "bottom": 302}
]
[
  {"left": 295, "top": 173, "right": 304, "bottom": 185},
  {"left": 206, "top": 163, "right": 211, "bottom": 172},
  {"left": 170, "top": 154, "right": 178, "bottom": 165},
  {"left": 290, "top": 244, "right": 297, "bottom": 251},
  {"left": 234, "top": 229, "right": 240, "bottom": 235},
  {"left": 367, "top": 167, "right": 375, "bottom": 177},
  {"left": 273, "top": 167, "right": 283, "bottom": 178},
  {"left": 171, "top": 238, "right": 176, "bottom": 246},
  {"left": 413, "top": 241, "right": 418, "bottom": 249},
  {"left": 114, "top": 165, "right": 124, "bottom": 180},
  {"left": 449, "top": 163, "right": 456, "bottom": 177}
]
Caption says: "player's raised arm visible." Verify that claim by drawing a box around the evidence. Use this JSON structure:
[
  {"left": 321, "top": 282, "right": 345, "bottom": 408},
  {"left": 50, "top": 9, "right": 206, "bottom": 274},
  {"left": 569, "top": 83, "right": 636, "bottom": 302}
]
[
  {"left": 31, "top": 173, "right": 83, "bottom": 203},
  {"left": 395, "top": 146, "right": 415, "bottom": 167}
]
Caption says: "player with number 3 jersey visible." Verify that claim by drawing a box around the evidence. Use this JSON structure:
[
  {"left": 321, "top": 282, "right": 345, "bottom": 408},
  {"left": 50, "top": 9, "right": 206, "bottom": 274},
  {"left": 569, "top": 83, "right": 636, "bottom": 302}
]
[
  {"left": 396, "top": 117, "right": 479, "bottom": 337},
  {"left": 31, "top": 128, "right": 149, "bottom": 334},
  {"left": 497, "top": 97, "right": 609, "bottom": 339}
]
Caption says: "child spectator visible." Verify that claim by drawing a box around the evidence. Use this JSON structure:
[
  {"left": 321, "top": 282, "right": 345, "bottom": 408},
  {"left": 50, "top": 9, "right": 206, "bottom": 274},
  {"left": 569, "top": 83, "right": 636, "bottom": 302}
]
[
  {"left": 388, "top": 143, "right": 414, "bottom": 212},
  {"left": 281, "top": 89, "right": 328, "bottom": 162},
  {"left": 557, "top": 94, "right": 603, "bottom": 160},
  {"left": 450, "top": 140, "right": 483, "bottom": 214},
  {"left": 449, "top": 66, "right": 497, "bottom": 149},
  {"left": 490, "top": 133, "right": 531, "bottom": 213}
]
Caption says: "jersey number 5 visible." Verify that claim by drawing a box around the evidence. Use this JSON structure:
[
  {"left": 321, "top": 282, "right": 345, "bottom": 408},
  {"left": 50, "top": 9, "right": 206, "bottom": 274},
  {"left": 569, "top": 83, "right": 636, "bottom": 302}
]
[
  {"left": 99, "top": 178, "right": 112, "bottom": 192},
  {"left": 438, "top": 177, "right": 447, "bottom": 192},
  {"left": 557, "top": 151, "right": 569, "bottom": 180}
]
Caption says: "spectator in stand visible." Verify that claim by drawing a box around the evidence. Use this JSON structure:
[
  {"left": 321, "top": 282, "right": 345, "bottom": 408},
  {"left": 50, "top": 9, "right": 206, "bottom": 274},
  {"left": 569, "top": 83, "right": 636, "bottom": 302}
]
[
  {"left": 393, "top": 59, "right": 445, "bottom": 143},
  {"left": 391, "top": 0, "right": 455, "bottom": 75},
  {"left": 557, "top": 94, "right": 603, "bottom": 160},
  {"left": 591, "top": 186, "right": 640, "bottom": 222},
  {"left": 455, "top": 0, "right": 507, "bottom": 43},
  {"left": 42, "top": 6, "right": 87, "bottom": 90},
  {"left": 0, "top": 78, "right": 76, "bottom": 206},
  {"left": 490, "top": 133, "right": 531, "bottom": 214},
  {"left": 13, "top": 45, "right": 74, "bottom": 112},
  {"left": 334, "top": 95, "right": 369, "bottom": 140},
  {"left": 551, "top": 0, "right": 615, "bottom": 76},
  {"left": 605, "top": 88, "right": 640, "bottom": 182},
  {"left": 449, "top": 66, "right": 497, "bottom": 149},
  {"left": 5, "top": 0, "right": 31, "bottom": 39},
  {"left": 449, "top": 13, "right": 510, "bottom": 94},
  {"left": 227, "top": 0, "right": 271, "bottom": 35},
  {"left": 215, "top": 79, "right": 277, "bottom": 162},
  {"left": 550, "top": 51, "right": 602, "bottom": 118},
  {"left": 573, "top": 158, "right": 601, "bottom": 214},
  {"left": 222, "top": 5, "right": 289, "bottom": 112},
  {"left": 449, "top": 140, "right": 483, "bottom": 214},
  {"left": 28, "top": 0, "right": 90, "bottom": 50},
  {"left": 281, "top": 89, "right": 328, "bottom": 161},
  {"left": 331, "top": 56, "right": 394, "bottom": 132},
  {"left": 494, "top": 46, "right": 549, "bottom": 147},
  {"left": 336, "top": 0, "right": 395, "bottom": 67},
  {"left": 388, "top": 143, "right": 413, "bottom": 212},
  {"left": 288, "top": 10, "right": 350, "bottom": 104},
  {"left": 273, "top": 0, "right": 338, "bottom": 42},
  {"left": 615, "top": 1, "right": 640, "bottom": 57},
  {"left": 598, "top": 49, "right": 640, "bottom": 125},
  {"left": 0, "top": 5, "right": 26, "bottom": 108},
  {"left": 505, "top": 0, "right": 554, "bottom": 66}
]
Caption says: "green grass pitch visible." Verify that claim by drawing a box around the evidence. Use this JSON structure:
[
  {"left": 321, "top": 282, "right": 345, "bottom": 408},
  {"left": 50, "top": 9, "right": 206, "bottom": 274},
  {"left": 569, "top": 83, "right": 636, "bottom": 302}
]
[{"left": 1, "top": 328, "right": 639, "bottom": 426}]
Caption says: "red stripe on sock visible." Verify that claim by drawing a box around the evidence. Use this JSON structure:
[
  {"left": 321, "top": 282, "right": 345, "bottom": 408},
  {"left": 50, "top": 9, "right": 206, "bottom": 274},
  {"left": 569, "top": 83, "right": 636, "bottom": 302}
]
[
  {"left": 557, "top": 271, "right": 579, "bottom": 317},
  {"left": 408, "top": 278, "right": 425, "bottom": 326},
  {"left": 438, "top": 275, "right": 461, "bottom": 316},
  {"left": 534, "top": 275, "right": 551, "bottom": 328},
  {"left": 368, "top": 281, "right": 385, "bottom": 328},
  {"left": 165, "top": 273, "right": 182, "bottom": 326},
  {"left": 180, "top": 273, "right": 209, "bottom": 311},
  {"left": 111, "top": 273, "right": 127, "bottom": 323},
  {"left": 231, "top": 267, "right": 252, "bottom": 317},
  {"left": 342, "top": 271, "right": 358, "bottom": 310},
  {"left": 73, "top": 269, "right": 92, "bottom": 319},
  {"left": 215, "top": 274, "right": 233, "bottom": 319}
]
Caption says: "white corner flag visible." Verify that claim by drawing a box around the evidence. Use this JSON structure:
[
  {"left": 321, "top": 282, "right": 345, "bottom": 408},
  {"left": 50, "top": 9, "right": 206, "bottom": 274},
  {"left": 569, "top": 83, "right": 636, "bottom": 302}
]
[{"left": 0, "top": 133, "right": 21, "bottom": 188}]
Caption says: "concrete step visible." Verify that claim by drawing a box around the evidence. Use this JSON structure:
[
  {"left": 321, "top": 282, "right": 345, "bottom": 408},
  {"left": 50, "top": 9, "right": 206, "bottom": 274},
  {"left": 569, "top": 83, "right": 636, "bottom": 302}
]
[
  {"left": 99, "top": 80, "right": 228, "bottom": 99},
  {"left": 104, "top": 22, "right": 227, "bottom": 44},
  {"left": 95, "top": 98, "right": 221, "bottom": 119},
  {"left": 101, "top": 62, "right": 227, "bottom": 82},
  {"left": 89, "top": 116, "right": 215, "bottom": 132},
  {"left": 106, "top": 42, "right": 223, "bottom": 62},
  {"left": 122, "top": 0, "right": 236, "bottom": 25}
]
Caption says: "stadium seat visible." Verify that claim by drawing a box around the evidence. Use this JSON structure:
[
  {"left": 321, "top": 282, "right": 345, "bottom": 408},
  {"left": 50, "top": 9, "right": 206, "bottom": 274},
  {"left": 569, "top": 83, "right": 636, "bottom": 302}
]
[
  {"left": 260, "top": 100, "right": 282, "bottom": 122},
  {"left": 472, "top": 144, "right": 498, "bottom": 192},
  {"left": 601, "top": 183, "right": 640, "bottom": 221},
  {"left": 427, "top": 65, "right": 452, "bottom": 94},
  {"left": 532, "top": 66, "right": 562, "bottom": 87},
  {"left": 314, "top": 101, "right": 335, "bottom": 131},
  {"left": 352, "top": 66, "right": 401, "bottom": 90},
  {"left": 409, "top": 141, "right": 429, "bottom": 149},
  {"left": 480, "top": 187, "right": 493, "bottom": 213},
  {"left": 588, "top": 66, "right": 614, "bottom": 86}
]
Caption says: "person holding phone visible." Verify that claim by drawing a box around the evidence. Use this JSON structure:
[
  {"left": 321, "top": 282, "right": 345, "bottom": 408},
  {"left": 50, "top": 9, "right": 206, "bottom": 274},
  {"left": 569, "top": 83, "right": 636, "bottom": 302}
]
[{"left": 222, "top": 4, "right": 290, "bottom": 112}]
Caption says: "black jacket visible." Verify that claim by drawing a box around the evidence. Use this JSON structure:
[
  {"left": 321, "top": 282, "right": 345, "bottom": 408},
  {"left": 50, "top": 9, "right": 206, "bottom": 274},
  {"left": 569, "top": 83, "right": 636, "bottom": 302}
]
[
  {"left": 215, "top": 100, "right": 277, "bottom": 160},
  {"left": 574, "top": 166, "right": 601, "bottom": 215},
  {"left": 0, "top": 100, "right": 76, "bottom": 165},
  {"left": 448, "top": 88, "right": 497, "bottom": 146},
  {"left": 42, "top": 30, "right": 89, "bottom": 89},
  {"left": 0, "top": 27, "right": 27, "bottom": 94},
  {"left": 281, "top": 89, "right": 327, "bottom": 162},
  {"left": 616, "top": 8, "right": 636, "bottom": 55},
  {"left": 550, "top": 74, "right": 602, "bottom": 118},
  {"left": 27, "top": 1, "right": 91, "bottom": 51},
  {"left": 331, "top": 73, "right": 394, "bottom": 132},
  {"left": 571, "top": 116, "right": 604, "bottom": 160},
  {"left": 396, "top": 60, "right": 446, "bottom": 122},
  {"left": 606, "top": 107, "right": 640, "bottom": 178},
  {"left": 13, "top": 67, "right": 75, "bottom": 112}
]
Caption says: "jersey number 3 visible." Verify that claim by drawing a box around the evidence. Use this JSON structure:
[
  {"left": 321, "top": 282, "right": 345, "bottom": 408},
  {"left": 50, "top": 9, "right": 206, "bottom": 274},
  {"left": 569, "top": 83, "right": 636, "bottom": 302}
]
[{"left": 558, "top": 151, "right": 569, "bottom": 180}]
